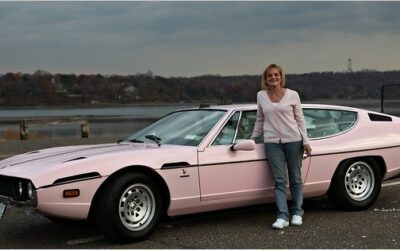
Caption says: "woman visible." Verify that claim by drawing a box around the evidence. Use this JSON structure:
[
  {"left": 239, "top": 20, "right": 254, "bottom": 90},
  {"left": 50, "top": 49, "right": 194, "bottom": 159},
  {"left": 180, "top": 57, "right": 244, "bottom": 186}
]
[{"left": 251, "top": 64, "right": 312, "bottom": 229}]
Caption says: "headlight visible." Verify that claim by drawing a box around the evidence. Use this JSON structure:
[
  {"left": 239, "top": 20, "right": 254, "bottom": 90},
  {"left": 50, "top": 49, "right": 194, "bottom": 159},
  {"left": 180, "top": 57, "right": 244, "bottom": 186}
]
[
  {"left": 27, "top": 182, "right": 33, "bottom": 199},
  {"left": 0, "top": 175, "right": 36, "bottom": 204},
  {"left": 18, "top": 181, "right": 23, "bottom": 196},
  {"left": 13, "top": 179, "right": 35, "bottom": 201}
]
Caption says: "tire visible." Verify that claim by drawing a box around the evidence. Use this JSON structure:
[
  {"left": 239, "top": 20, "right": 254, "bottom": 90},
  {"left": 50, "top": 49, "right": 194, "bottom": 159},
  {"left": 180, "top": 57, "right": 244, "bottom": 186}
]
[
  {"left": 94, "top": 172, "right": 163, "bottom": 243},
  {"left": 328, "top": 158, "right": 382, "bottom": 211}
]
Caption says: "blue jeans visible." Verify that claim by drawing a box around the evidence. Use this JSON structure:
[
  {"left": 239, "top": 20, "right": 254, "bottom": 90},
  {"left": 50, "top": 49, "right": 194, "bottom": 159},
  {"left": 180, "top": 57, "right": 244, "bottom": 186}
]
[{"left": 265, "top": 141, "right": 304, "bottom": 221}]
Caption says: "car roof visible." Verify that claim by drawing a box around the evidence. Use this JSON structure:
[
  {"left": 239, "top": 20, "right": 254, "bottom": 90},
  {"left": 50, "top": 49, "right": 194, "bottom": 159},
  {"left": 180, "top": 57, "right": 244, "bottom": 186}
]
[{"left": 198, "top": 103, "right": 361, "bottom": 112}]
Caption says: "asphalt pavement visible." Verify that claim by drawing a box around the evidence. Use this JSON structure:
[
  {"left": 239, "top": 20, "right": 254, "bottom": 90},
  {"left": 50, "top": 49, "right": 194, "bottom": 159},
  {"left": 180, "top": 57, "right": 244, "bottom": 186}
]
[{"left": 1, "top": 179, "right": 400, "bottom": 249}]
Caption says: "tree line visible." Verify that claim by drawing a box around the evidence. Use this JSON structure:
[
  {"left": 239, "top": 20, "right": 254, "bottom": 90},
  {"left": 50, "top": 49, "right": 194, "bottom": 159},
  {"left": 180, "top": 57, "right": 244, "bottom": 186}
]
[{"left": 0, "top": 69, "right": 399, "bottom": 106}]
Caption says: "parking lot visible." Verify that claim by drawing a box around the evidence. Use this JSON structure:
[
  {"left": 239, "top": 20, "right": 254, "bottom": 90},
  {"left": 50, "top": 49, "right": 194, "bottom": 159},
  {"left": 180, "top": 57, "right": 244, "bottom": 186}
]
[{"left": 1, "top": 179, "right": 400, "bottom": 249}]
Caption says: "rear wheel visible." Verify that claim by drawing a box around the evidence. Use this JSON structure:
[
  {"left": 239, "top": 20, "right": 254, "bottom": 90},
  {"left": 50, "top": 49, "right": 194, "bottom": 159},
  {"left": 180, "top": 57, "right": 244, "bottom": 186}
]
[
  {"left": 95, "top": 172, "right": 163, "bottom": 243},
  {"left": 329, "top": 159, "right": 382, "bottom": 210}
]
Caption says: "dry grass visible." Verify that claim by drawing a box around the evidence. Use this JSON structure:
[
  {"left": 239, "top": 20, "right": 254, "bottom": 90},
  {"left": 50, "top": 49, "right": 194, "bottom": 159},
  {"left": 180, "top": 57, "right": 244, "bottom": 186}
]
[
  {"left": 2, "top": 129, "right": 19, "bottom": 140},
  {"left": 1, "top": 129, "right": 43, "bottom": 141}
]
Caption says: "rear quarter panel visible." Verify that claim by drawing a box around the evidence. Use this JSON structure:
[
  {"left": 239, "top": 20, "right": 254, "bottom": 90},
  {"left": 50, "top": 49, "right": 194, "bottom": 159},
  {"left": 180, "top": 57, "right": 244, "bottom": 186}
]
[{"left": 304, "top": 110, "right": 400, "bottom": 197}]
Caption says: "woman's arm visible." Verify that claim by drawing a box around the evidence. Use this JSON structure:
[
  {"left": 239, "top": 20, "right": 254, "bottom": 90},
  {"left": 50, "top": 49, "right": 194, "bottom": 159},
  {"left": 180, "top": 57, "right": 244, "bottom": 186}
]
[
  {"left": 293, "top": 92, "right": 310, "bottom": 146},
  {"left": 251, "top": 98, "right": 264, "bottom": 139}
]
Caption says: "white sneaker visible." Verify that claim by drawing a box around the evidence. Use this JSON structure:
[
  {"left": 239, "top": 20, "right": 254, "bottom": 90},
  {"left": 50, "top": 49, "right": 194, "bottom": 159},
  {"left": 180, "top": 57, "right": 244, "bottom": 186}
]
[
  {"left": 272, "top": 218, "right": 289, "bottom": 229},
  {"left": 291, "top": 215, "right": 303, "bottom": 226}
]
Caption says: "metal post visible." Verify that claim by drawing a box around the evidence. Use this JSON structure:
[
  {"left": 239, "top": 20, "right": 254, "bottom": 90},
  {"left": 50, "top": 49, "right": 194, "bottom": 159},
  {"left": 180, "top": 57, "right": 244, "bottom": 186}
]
[
  {"left": 80, "top": 120, "right": 90, "bottom": 138},
  {"left": 20, "top": 119, "right": 28, "bottom": 140}
]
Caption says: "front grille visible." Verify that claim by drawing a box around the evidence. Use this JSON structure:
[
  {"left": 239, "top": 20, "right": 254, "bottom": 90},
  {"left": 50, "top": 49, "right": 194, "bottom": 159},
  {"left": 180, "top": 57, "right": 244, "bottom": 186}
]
[{"left": 0, "top": 175, "right": 16, "bottom": 197}]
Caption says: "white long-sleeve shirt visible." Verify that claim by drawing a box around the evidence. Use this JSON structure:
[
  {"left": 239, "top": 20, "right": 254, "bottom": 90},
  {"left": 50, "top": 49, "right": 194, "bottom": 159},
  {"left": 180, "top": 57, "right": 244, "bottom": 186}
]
[{"left": 251, "top": 89, "right": 310, "bottom": 145}]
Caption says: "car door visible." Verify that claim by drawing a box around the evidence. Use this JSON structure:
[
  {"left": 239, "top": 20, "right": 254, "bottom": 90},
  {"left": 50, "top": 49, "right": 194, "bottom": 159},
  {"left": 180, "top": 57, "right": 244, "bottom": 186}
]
[{"left": 198, "top": 110, "right": 311, "bottom": 203}]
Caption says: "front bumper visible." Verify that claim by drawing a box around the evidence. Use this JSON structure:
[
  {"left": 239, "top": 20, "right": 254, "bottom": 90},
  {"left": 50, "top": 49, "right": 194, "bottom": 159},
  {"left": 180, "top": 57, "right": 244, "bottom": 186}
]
[{"left": 0, "top": 191, "right": 37, "bottom": 207}]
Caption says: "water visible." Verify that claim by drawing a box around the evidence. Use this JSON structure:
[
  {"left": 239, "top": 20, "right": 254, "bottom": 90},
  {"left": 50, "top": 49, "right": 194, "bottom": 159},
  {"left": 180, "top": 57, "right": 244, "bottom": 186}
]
[
  {"left": 0, "top": 105, "right": 196, "bottom": 140},
  {"left": 0, "top": 105, "right": 196, "bottom": 119}
]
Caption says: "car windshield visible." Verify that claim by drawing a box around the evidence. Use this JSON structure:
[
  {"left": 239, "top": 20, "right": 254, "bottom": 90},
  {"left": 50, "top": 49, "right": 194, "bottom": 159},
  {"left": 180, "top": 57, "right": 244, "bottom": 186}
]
[{"left": 125, "top": 110, "right": 226, "bottom": 146}]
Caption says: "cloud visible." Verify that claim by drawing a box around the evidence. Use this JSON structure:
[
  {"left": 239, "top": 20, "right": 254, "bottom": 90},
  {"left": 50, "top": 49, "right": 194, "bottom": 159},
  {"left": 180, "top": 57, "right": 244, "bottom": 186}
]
[{"left": 0, "top": 2, "right": 399, "bottom": 76}]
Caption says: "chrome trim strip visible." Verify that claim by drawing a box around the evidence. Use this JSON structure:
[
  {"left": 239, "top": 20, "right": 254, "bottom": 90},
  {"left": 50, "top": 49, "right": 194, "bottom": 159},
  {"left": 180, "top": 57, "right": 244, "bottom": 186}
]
[
  {"left": 209, "top": 111, "right": 240, "bottom": 146},
  {"left": 232, "top": 111, "right": 242, "bottom": 143}
]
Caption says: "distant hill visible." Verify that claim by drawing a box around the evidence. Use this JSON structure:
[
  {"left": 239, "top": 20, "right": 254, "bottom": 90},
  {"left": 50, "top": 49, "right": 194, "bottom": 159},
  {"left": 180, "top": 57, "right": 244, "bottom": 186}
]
[{"left": 0, "top": 70, "right": 399, "bottom": 106}]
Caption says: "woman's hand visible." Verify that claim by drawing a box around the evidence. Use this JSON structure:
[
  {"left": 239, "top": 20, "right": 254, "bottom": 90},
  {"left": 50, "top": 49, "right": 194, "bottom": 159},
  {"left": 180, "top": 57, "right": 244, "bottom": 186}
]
[{"left": 304, "top": 144, "right": 312, "bottom": 157}]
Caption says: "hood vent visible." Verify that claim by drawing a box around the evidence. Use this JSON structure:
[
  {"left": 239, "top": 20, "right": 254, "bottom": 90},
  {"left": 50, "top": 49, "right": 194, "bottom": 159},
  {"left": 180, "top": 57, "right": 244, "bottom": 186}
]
[{"left": 63, "top": 157, "right": 87, "bottom": 163}]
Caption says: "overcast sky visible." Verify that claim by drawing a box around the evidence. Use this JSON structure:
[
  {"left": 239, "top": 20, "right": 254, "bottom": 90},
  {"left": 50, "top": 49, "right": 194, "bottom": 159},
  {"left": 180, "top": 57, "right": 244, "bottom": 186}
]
[{"left": 0, "top": 2, "right": 399, "bottom": 77}]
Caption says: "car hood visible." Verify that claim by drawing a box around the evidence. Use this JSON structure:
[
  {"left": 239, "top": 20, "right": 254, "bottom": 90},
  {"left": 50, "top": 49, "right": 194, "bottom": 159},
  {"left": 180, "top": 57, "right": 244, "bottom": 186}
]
[
  {"left": 0, "top": 142, "right": 198, "bottom": 188},
  {"left": 0, "top": 143, "right": 134, "bottom": 170}
]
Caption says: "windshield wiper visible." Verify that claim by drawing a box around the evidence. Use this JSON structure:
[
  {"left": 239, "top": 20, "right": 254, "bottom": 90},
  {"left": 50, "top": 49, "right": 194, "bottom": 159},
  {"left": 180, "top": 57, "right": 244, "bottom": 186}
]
[
  {"left": 129, "top": 138, "right": 144, "bottom": 143},
  {"left": 145, "top": 135, "right": 161, "bottom": 147}
]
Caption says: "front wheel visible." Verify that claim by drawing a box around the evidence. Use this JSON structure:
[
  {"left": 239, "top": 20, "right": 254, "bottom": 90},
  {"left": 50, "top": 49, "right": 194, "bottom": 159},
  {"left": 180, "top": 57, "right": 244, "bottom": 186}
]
[
  {"left": 328, "top": 159, "right": 382, "bottom": 211},
  {"left": 95, "top": 172, "right": 163, "bottom": 243}
]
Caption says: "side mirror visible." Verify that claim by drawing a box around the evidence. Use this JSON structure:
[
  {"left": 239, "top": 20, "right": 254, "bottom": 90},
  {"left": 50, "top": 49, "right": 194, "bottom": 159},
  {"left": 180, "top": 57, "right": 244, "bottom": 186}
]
[{"left": 230, "top": 139, "right": 256, "bottom": 151}]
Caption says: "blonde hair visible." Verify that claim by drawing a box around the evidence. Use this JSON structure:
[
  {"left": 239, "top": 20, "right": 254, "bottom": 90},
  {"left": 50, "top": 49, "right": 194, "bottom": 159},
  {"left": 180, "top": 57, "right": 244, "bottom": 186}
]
[{"left": 261, "top": 64, "right": 286, "bottom": 90}]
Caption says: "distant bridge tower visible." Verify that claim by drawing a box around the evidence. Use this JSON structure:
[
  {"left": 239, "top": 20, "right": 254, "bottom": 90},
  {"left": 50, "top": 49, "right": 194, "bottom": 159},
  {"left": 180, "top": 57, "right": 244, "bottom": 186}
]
[{"left": 347, "top": 58, "right": 353, "bottom": 73}]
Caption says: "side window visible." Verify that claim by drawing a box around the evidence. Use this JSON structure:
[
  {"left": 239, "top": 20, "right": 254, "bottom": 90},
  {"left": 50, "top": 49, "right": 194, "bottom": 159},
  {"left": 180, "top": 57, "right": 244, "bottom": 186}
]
[
  {"left": 303, "top": 109, "right": 357, "bottom": 139},
  {"left": 235, "top": 111, "right": 263, "bottom": 143},
  {"left": 212, "top": 112, "right": 240, "bottom": 145}
]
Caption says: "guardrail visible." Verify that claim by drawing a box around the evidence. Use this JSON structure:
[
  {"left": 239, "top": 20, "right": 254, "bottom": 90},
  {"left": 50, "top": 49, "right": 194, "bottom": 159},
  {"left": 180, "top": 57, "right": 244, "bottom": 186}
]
[{"left": 20, "top": 117, "right": 90, "bottom": 140}]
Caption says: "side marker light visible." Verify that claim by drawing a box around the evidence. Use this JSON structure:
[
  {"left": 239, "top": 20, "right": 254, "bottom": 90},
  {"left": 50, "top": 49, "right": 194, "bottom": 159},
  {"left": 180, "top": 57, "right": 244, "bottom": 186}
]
[{"left": 63, "top": 189, "right": 80, "bottom": 198}]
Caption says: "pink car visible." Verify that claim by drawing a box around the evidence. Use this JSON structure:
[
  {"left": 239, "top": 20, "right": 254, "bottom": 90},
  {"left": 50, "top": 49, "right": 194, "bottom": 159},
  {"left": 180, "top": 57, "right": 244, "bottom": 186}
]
[{"left": 1, "top": 104, "right": 400, "bottom": 242}]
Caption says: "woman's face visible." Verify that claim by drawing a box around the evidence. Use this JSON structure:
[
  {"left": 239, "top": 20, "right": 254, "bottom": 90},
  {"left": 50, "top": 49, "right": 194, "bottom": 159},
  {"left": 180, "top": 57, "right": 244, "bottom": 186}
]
[{"left": 266, "top": 68, "right": 281, "bottom": 87}]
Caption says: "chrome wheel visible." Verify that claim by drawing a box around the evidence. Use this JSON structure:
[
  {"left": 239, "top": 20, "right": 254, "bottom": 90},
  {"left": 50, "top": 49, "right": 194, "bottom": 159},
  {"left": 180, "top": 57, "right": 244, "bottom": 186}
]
[
  {"left": 119, "top": 183, "right": 156, "bottom": 231},
  {"left": 344, "top": 161, "right": 375, "bottom": 201}
]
